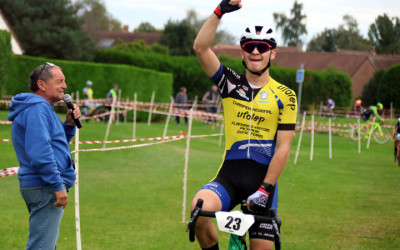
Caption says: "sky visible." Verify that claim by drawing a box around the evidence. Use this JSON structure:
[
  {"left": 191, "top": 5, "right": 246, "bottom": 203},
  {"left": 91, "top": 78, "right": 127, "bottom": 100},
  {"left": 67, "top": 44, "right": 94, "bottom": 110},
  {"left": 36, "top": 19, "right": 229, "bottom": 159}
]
[{"left": 99, "top": 0, "right": 400, "bottom": 46}]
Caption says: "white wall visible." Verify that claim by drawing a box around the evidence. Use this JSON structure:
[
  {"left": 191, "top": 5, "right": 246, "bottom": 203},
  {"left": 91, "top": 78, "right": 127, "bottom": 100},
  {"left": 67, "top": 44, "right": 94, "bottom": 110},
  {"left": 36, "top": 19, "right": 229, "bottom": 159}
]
[{"left": 0, "top": 14, "right": 24, "bottom": 55}]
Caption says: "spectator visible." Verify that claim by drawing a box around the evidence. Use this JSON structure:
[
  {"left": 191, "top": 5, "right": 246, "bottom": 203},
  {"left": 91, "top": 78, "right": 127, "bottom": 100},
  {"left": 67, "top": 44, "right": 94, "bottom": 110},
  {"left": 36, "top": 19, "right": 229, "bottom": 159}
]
[
  {"left": 7, "top": 62, "right": 80, "bottom": 249},
  {"left": 202, "top": 85, "right": 220, "bottom": 122},
  {"left": 175, "top": 86, "right": 188, "bottom": 125}
]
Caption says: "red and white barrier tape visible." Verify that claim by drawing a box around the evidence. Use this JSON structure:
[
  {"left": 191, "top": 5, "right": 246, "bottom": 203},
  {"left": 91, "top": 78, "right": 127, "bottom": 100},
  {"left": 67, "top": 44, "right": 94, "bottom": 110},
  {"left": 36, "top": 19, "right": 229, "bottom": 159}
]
[
  {"left": 72, "top": 137, "right": 184, "bottom": 153},
  {"left": 0, "top": 133, "right": 187, "bottom": 144},
  {"left": 71, "top": 134, "right": 187, "bottom": 144},
  {"left": 0, "top": 167, "right": 19, "bottom": 178}
]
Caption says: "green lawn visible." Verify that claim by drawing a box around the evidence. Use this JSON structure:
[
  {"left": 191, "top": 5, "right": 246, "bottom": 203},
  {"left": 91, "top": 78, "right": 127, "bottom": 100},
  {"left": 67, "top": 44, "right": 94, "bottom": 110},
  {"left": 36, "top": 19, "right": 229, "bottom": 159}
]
[{"left": 0, "top": 110, "right": 399, "bottom": 249}]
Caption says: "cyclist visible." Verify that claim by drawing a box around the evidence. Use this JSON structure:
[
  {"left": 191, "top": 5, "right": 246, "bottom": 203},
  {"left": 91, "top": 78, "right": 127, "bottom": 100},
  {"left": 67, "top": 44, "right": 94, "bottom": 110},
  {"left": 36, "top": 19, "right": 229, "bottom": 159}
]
[
  {"left": 361, "top": 102, "right": 384, "bottom": 123},
  {"left": 394, "top": 117, "right": 400, "bottom": 161},
  {"left": 190, "top": 1, "right": 297, "bottom": 249},
  {"left": 82, "top": 80, "right": 95, "bottom": 118},
  {"left": 326, "top": 98, "right": 335, "bottom": 117}
]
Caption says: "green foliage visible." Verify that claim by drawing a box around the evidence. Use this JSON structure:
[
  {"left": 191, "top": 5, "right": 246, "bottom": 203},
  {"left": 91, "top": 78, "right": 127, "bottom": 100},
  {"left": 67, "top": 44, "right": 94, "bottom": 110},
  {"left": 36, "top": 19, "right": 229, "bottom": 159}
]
[
  {"left": 134, "top": 22, "right": 157, "bottom": 33},
  {"left": 0, "top": 0, "right": 95, "bottom": 61},
  {"left": 361, "top": 70, "right": 385, "bottom": 106},
  {"left": 114, "top": 40, "right": 169, "bottom": 55},
  {"left": 307, "top": 15, "right": 371, "bottom": 52},
  {"left": 74, "top": 0, "right": 122, "bottom": 36},
  {"left": 159, "top": 19, "right": 196, "bottom": 56},
  {"left": 95, "top": 49, "right": 353, "bottom": 107},
  {"left": 368, "top": 14, "right": 400, "bottom": 55},
  {"left": 273, "top": 0, "right": 307, "bottom": 47},
  {"left": 377, "top": 64, "right": 400, "bottom": 108},
  {"left": 323, "top": 68, "right": 352, "bottom": 106},
  {"left": 0, "top": 30, "right": 12, "bottom": 98}
]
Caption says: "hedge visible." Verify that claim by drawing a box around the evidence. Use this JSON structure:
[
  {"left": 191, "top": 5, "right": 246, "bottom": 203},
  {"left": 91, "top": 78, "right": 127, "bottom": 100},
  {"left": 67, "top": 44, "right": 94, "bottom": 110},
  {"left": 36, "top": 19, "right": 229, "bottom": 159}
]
[
  {"left": 95, "top": 49, "right": 353, "bottom": 107},
  {"left": 0, "top": 30, "right": 12, "bottom": 98}
]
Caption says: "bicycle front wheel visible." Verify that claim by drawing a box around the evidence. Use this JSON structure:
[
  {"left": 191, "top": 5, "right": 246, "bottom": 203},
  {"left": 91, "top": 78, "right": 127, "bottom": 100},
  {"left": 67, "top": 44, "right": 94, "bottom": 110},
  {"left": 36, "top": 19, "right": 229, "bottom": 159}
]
[{"left": 373, "top": 127, "right": 391, "bottom": 144}]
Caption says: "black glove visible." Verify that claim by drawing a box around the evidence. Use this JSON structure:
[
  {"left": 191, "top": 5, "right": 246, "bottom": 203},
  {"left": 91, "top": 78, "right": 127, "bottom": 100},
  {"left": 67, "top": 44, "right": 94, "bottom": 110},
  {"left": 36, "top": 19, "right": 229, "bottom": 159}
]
[{"left": 214, "top": 0, "right": 241, "bottom": 19}]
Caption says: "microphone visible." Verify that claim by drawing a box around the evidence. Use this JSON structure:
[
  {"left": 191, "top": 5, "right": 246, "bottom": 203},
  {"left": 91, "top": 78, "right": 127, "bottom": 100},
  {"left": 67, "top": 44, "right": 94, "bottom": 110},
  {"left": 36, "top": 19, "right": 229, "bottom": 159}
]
[{"left": 62, "top": 94, "right": 82, "bottom": 129}]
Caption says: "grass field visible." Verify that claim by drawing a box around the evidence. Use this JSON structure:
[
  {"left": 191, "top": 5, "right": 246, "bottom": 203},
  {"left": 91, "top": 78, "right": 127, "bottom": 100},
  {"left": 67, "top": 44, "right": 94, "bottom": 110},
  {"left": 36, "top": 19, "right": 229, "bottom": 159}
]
[{"left": 1, "top": 110, "right": 399, "bottom": 249}]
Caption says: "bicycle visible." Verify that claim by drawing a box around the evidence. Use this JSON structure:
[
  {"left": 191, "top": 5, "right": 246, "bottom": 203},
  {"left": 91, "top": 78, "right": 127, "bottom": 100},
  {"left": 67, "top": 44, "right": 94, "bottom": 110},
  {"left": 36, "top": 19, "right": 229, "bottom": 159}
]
[
  {"left": 349, "top": 120, "right": 391, "bottom": 144},
  {"left": 186, "top": 199, "right": 281, "bottom": 250},
  {"left": 81, "top": 105, "right": 110, "bottom": 123},
  {"left": 319, "top": 106, "right": 336, "bottom": 120}
]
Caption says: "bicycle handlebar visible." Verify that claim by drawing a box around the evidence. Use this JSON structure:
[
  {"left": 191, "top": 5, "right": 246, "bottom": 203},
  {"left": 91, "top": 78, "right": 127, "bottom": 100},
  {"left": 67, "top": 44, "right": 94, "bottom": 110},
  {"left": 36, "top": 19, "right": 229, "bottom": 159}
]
[{"left": 186, "top": 199, "right": 282, "bottom": 249}]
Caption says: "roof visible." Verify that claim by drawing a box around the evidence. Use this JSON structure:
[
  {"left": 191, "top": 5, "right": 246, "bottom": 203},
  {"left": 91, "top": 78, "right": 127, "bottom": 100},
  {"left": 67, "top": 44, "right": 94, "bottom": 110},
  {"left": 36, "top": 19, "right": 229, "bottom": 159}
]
[
  {"left": 95, "top": 31, "right": 162, "bottom": 48},
  {"left": 0, "top": 8, "right": 24, "bottom": 55}
]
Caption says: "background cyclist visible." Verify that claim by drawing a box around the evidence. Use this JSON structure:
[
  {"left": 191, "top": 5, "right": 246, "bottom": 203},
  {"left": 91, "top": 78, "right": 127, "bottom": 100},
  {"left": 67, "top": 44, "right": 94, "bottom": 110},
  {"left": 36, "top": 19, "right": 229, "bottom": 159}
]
[
  {"left": 83, "top": 80, "right": 95, "bottom": 118},
  {"left": 190, "top": 1, "right": 297, "bottom": 249},
  {"left": 326, "top": 98, "right": 335, "bottom": 117},
  {"left": 362, "top": 102, "right": 384, "bottom": 123}
]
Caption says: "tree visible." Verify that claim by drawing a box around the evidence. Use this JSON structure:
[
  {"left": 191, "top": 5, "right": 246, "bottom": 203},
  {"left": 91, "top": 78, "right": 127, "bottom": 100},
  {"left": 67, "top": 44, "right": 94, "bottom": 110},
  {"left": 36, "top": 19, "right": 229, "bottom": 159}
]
[
  {"left": 0, "top": 0, "right": 95, "bottom": 61},
  {"left": 74, "top": 0, "right": 122, "bottom": 37},
  {"left": 361, "top": 70, "right": 385, "bottom": 106},
  {"left": 159, "top": 19, "right": 196, "bottom": 56},
  {"left": 134, "top": 22, "right": 157, "bottom": 33},
  {"left": 273, "top": 0, "right": 307, "bottom": 47},
  {"left": 377, "top": 64, "right": 400, "bottom": 108},
  {"left": 307, "top": 28, "right": 337, "bottom": 52},
  {"left": 185, "top": 9, "right": 236, "bottom": 45},
  {"left": 307, "top": 15, "right": 371, "bottom": 52},
  {"left": 368, "top": 14, "right": 400, "bottom": 55}
]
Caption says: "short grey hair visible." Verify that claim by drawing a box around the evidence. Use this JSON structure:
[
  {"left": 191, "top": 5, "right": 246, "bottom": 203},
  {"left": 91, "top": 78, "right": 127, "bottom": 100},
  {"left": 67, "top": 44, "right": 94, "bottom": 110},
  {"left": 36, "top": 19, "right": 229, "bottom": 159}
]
[{"left": 29, "top": 62, "right": 61, "bottom": 92}]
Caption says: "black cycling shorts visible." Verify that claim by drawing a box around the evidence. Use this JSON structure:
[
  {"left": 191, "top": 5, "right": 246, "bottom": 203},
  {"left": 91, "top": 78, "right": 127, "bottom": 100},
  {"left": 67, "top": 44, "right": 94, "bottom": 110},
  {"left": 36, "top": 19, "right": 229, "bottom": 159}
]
[{"left": 200, "top": 159, "right": 278, "bottom": 241}]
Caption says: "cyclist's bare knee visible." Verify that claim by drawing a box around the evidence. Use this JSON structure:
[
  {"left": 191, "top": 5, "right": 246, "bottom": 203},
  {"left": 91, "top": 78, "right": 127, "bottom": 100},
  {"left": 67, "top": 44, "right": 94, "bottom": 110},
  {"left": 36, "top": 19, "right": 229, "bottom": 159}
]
[
  {"left": 190, "top": 189, "right": 222, "bottom": 212},
  {"left": 250, "top": 238, "right": 274, "bottom": 250}
]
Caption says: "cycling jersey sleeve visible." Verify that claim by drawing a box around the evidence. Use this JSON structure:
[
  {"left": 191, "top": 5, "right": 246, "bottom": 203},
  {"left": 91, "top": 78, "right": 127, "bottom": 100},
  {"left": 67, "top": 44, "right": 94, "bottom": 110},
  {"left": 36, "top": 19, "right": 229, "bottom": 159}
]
[{"left": 275, "top": 86, "right": 297, "bottom": 130}]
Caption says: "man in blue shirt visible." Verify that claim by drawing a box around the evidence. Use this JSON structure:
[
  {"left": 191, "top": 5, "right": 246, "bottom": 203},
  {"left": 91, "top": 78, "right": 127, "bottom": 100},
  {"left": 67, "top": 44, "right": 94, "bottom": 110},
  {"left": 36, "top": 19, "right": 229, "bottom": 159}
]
[{"left": 8, "top": 62, "right": 81, "bottom": 249}]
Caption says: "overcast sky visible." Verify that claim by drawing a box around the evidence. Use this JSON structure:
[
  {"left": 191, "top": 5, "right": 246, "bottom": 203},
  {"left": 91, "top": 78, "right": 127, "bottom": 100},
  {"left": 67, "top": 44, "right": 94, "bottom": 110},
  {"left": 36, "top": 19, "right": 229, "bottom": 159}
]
[{"left": 99, "top": 0, "right": 400, "bottom": 46}]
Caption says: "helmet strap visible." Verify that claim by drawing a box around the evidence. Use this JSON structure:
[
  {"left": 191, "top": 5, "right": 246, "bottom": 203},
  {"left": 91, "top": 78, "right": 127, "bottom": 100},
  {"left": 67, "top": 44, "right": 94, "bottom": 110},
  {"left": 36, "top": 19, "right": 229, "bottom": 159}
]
[{"left": 242, "top": 53, "right": 272, "bottom": 76}]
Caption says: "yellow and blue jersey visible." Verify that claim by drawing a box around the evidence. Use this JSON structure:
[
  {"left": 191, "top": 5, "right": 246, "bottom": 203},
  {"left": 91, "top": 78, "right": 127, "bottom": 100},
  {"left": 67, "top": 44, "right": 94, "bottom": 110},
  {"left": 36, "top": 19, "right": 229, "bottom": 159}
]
[{"left": 211, "top": 65, "right": 297, "bottom": 166}]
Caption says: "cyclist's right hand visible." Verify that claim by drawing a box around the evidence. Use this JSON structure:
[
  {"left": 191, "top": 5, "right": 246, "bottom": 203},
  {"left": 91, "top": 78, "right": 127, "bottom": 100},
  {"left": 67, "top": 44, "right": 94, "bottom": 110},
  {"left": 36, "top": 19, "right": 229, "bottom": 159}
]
[{"left": 214, "top": 0, "right": 242, "bottom": 18}]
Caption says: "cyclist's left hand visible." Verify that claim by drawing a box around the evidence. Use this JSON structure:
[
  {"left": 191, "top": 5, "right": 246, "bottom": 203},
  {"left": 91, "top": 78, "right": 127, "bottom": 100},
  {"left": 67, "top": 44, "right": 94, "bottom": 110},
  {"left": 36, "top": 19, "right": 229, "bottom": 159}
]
[{"left": 246, "top": 188, "right": 269, "bottom": 213}]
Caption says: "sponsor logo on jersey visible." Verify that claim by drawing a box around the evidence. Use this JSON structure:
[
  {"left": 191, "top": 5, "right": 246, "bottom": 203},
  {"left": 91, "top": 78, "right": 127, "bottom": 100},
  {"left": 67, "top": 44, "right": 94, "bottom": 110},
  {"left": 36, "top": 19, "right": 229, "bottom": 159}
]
[
  {"left": 277, "top": 85, "right": 296, "bottom": 110},
  {"left": 258, "top": 91, "right": 269, "bottom": 103},
  {"left": 236, "top": 89, "right": 249, "bottom": 100},
  {"left": 237, "top": 111, "right": 265, "bottom": 125}
]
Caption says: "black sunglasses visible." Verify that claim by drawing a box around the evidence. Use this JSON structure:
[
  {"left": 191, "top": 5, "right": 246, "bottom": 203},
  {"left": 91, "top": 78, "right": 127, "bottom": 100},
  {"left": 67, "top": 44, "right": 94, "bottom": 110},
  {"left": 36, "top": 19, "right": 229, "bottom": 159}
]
[
  {"left": 36, "top": 62, "right": 56, "bottom": 82},
  {"left": 242, "top": 41, "right": 271, "bottom": 54}
]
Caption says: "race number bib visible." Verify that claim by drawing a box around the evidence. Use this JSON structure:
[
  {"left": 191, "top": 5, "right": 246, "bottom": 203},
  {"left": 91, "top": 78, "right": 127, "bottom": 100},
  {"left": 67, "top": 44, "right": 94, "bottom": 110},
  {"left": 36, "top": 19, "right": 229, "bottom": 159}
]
[{"left": 215, "top": 211, "right": 255, "bottom": 236}]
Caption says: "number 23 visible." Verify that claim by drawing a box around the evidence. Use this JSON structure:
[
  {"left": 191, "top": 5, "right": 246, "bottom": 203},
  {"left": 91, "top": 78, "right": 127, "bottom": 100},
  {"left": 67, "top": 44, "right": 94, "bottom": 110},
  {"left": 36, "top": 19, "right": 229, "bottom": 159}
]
[{"left": 225, "top": 216, "right": 242, "bottom": 231}]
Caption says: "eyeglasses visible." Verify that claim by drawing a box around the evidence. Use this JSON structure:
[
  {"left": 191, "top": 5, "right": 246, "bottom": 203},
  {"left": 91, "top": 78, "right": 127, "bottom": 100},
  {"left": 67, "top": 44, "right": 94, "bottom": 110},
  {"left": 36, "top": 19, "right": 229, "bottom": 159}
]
[
  {"left": 37, "top": 62, "right": 56, "bottom": 82},
  {"left": 242, "top": 41, "right": 271, "bottom": 54}
]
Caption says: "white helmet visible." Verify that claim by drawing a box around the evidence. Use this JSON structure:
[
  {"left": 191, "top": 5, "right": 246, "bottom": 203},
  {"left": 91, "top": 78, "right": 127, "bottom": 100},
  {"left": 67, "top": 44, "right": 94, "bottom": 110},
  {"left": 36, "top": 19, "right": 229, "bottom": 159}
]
[
  {"left": 240, "top": 25, "right": 277, "bottom": 48},
  {"left": 86, "top": 80, "right": 93, "bottom": 86}
]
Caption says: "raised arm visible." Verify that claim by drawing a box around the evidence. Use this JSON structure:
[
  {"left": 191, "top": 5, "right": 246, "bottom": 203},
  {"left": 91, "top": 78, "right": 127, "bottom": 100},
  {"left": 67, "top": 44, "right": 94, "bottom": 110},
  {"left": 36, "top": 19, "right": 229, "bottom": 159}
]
[{"left": 193, "top": 0, "right": 242, "bottom": 77}]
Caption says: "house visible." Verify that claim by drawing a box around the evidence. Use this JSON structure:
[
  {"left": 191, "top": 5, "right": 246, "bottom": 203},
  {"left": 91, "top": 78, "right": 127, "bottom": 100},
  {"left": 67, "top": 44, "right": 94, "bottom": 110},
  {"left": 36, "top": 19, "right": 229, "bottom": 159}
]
[
  {"left": 0, "top": 8, "right": 24, "bottom": 55},
  {"left": 211, "top": 44, "right": 400, "bottom": 100}
]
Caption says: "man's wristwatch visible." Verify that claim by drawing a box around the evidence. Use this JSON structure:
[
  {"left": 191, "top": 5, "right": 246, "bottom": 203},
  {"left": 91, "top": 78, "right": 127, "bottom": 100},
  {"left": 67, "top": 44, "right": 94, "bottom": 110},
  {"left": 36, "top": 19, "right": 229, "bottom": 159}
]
[{"left": 260, "top": 182, "right": 274, "bottom": 193}]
